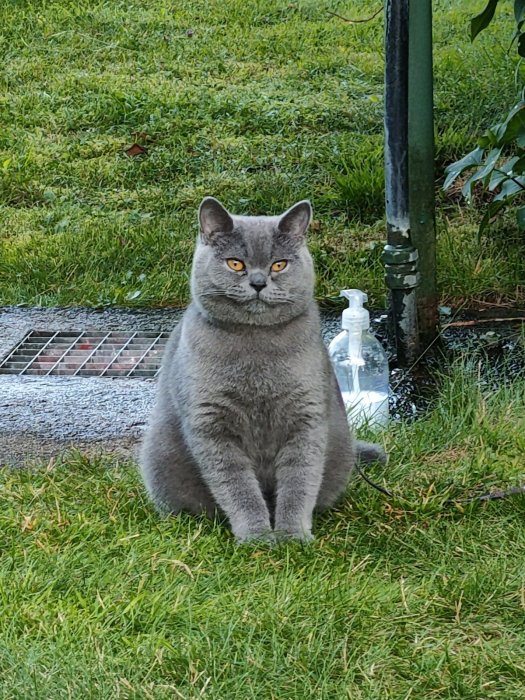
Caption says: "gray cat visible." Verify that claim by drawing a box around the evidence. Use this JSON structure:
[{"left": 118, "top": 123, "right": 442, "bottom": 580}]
[{"left": 140, "top": 197, "right": 385, "bottom": 543}]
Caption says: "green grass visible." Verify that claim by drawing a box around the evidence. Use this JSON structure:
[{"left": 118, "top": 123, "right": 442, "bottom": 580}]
[
  {"left": 1, "top": 0, "right": 524, "bottom": 308},
  {"left": 2, "top": 362, "right": 525, "bottom": 698}
]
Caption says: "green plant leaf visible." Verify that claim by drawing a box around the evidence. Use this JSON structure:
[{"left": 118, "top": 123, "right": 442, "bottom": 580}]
[
  {"left": 517, "top": 130, "right": 525, "bottom": 147},
  {"left": 494, "top": 101, "right": 525, "bottom": 145},
  {"left": 489, "top": 157, "right": 520, "bottom": 190},
  {"left": 494, "top": 176, "right": 525, "bottom": 200},
  {"left": 515, "top": 0, "right": 525, "bottom": 25},
  {"left": 508, "top": 153, "right": 525, "bottom": 173},
  {"left": 471, "top": 0, "right": 500, "bottom": 41},
  {"left": 518, "top": 31, "right": 525, "bottom": 56},
  {"left": 478, "top": 126, "right": 502, "bottom": 148},
  {"left": 461, "top": 147, "right": 502, "bottom": 200},
  {"left": 516, "top": 205, "right": 525, "bottom": 229},
  {"left": 443, "top": 147, "right": 485, "bottom": 190}
]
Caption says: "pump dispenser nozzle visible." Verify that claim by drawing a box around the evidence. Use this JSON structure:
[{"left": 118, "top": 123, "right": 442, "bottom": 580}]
[{"left": 340, "top": 289, "right": 370, "bottom": 330}]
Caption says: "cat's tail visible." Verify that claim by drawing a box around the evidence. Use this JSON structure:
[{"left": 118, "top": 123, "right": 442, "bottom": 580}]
[
  {"left": 354, "top": 440, "right": 387, "bottom": 466},
  {"left": 353, "top": 440, "right": 392, "bottom": 498}
]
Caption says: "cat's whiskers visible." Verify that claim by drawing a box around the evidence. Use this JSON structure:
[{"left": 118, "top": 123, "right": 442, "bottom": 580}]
[
  {"left": 201, "top": 288, "right": 293, "bottom": 306},
  {"left": 227, "top": 294, "right": 253, "bottom": 302},
  {"left": 199, "top": 290, "right": 229, "bottom": 297},
  {"left": 261, "top": 291, "right": 293, "bottom": 305}
]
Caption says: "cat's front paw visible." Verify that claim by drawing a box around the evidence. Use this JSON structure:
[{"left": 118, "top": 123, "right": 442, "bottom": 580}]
[
  {"left": 273, "top": 527, "right": 314, "bottom": 544},
  {"left": 234, "top": 526, "right": 275, "bottom": 545}
]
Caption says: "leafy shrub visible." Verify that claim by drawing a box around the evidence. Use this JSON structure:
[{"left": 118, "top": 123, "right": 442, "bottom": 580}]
[{"left": 444, "top": 0, "right": 525, "bottom": 237}]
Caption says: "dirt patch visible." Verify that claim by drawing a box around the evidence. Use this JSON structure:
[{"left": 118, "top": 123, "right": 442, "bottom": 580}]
[{"left": 0, "top": 434, "right": 140, "bottom": 469}]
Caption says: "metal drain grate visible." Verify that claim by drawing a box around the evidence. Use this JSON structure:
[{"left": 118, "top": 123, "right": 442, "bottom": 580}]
[{"left": 0, "top": 330, "right": 169, "bottom": 378}]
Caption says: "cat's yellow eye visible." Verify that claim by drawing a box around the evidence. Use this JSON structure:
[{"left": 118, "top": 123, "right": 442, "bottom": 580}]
[
  {"left": 226, "top": 259, "right": 245, "bottom": 272},
  {"left": 271, "top": 260, "right": 288, "bottom": 273}
]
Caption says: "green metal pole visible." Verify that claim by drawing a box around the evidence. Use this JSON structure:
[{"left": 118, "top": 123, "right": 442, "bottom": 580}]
[
  {"left": 408, "top": 0, "right": 439, "bottom": 344},
  {"left": 383, "top": 0, "right": 420, "bottom": 367}
]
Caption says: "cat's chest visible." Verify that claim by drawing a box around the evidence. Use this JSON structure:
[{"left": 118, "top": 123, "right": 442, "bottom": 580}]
[
  {"left": 196, "top": 327, "right": 313, "bottom": 394},
  {"left": 174, "top": 315, "right": 327, "bottom": 462},
  {"left": 181, "top": 326, "right": 321, "bottom": 413},
  {"left": 197, "top": 349, "right": 310, "bottom": 459},
  {"left": 202, "top": 342, "right": 299, "bottom": 405},
  {"left": 178, "top": 309, "right": 326, "bottom": 408}
]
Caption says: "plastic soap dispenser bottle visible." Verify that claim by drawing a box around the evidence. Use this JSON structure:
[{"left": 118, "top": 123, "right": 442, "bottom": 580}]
[{"left": 328, "top": 289, "right": 389, "bottom": 429}]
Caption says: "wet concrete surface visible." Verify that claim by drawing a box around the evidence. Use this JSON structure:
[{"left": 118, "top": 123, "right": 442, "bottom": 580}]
[
  {"left": 0, "top": 306, "right": 186, "bottom": 466},
  {"left": 0, "top": 375, "right": 154, "bottom": 466},
  {"left": 1, "top": 305, "right": 523, "bottom": 467}
]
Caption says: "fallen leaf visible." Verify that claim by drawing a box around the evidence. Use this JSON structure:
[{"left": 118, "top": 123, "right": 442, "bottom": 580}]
[{"left": 125, "top": 143, "right": 148, "bottom": 157}]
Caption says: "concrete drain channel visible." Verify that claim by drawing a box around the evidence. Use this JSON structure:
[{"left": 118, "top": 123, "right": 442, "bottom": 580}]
[{"left": 0, "top": 307, "right": 187, "bottom": 467}]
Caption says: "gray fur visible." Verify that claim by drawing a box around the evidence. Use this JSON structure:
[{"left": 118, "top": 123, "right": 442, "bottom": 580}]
[
  {"left": 140, "top": 197, "right": 385, "bottom": 543},
  {"left": 354, "top": 440, "right": 387, "bottom": 466}
]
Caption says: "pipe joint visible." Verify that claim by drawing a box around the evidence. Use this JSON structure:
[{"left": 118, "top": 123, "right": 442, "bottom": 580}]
[
  {"left": 382, "top": 244, "right": 418, "bottom": 265},
  {"left": 382, "top": 244, "right": 420, "bottom": 289}
]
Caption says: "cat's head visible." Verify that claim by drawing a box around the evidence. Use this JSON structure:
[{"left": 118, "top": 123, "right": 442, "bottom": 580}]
[{"left": 191, "top": 197, "right": 315, "bottom": 326}]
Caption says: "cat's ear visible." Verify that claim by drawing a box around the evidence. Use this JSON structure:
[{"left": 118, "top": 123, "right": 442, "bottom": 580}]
[
  {"left": 278, "top": 200, "right": 312, "bottom": 243},
  {"left": 198, "top": 197, "right": 234, "bottom": 244}
]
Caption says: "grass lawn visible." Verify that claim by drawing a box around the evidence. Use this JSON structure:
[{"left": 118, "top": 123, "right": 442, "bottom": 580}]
[
  {"left": 1, "top": 0, "right": 524, "bottom": 308},
  {"left": 1, "top": 363, "right": 525, "bottom": 698}
]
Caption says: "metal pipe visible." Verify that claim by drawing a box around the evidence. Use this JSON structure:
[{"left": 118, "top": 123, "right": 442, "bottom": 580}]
[
  {"left": 383, "top": 0, "right": 420, "bottom": 367},
  {"left": 409, "top": 0, "right": 438, "bottom": 344}
]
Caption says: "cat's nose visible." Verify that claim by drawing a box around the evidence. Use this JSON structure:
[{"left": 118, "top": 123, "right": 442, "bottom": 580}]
[{"left": 249, "top": 273, "right": 267, "bottom": 293}]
